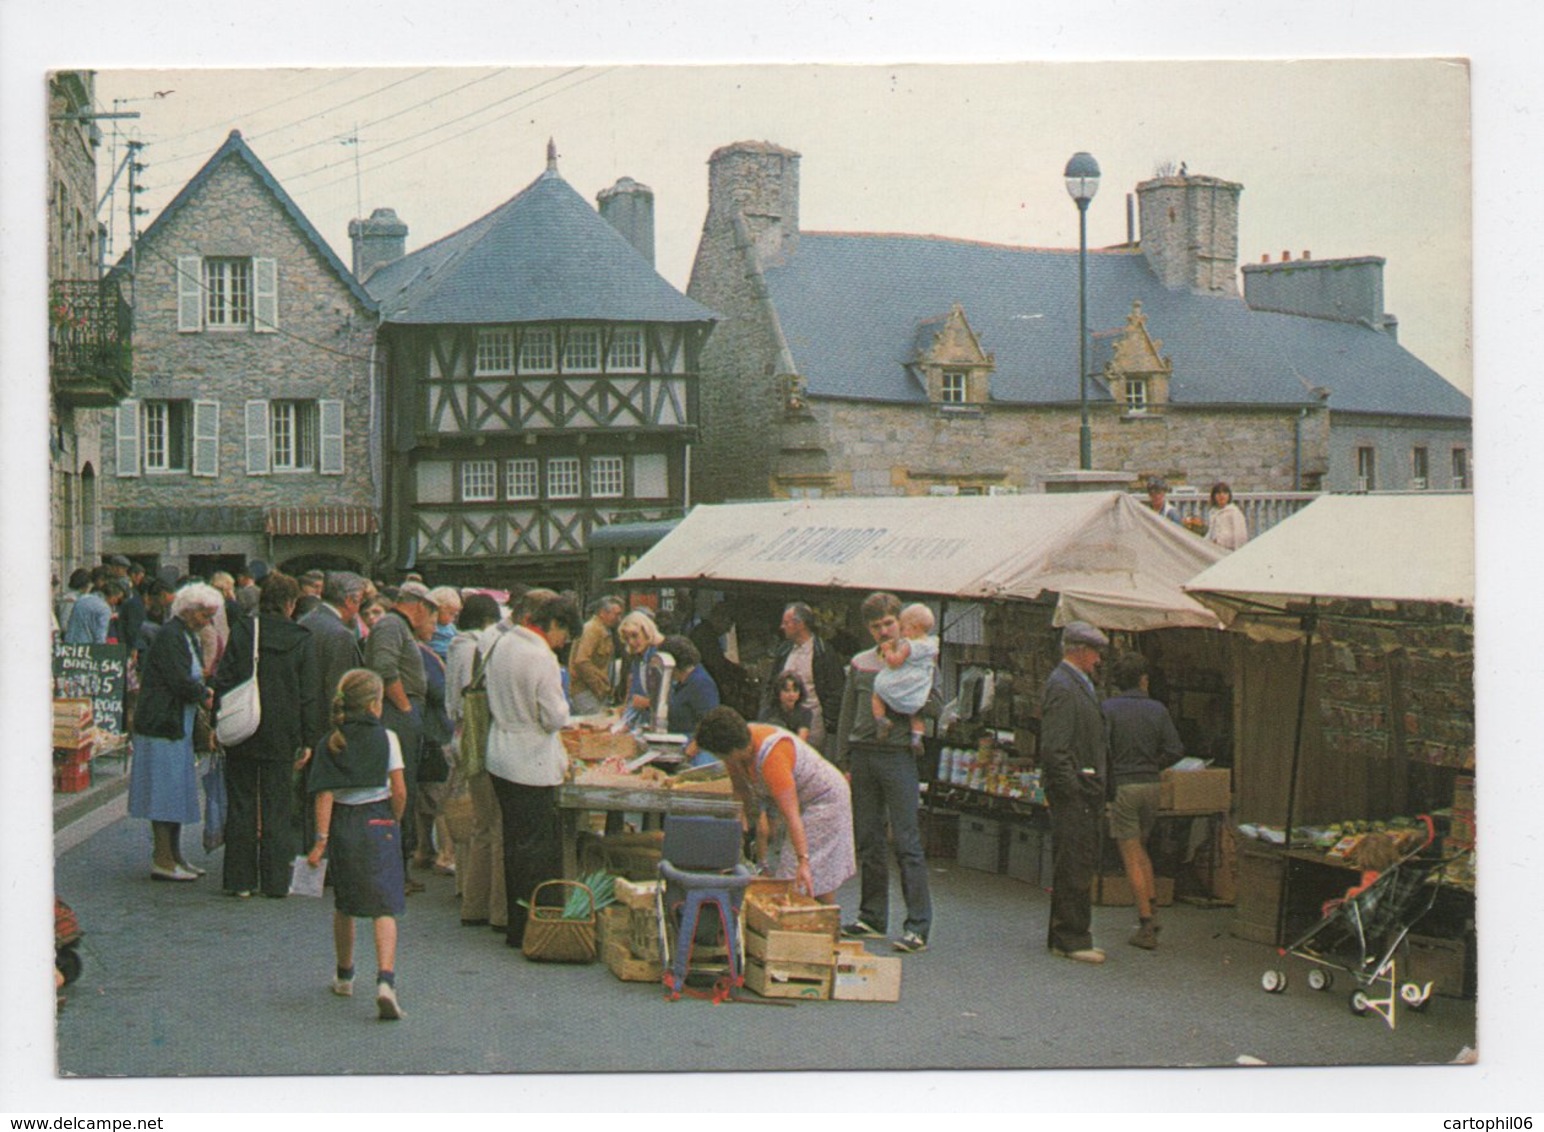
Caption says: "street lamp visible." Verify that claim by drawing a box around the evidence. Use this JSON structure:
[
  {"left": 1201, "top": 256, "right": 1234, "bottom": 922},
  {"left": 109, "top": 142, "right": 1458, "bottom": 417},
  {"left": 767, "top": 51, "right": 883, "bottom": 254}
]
[{"left": 1064, "top": 152, "right": 1100, "bottom": 470}]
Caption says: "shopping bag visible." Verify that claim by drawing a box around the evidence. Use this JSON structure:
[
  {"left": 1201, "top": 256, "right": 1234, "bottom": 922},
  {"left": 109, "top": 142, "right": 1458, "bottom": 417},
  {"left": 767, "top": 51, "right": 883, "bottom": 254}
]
[{"left": 201, "top": 751, "right": 228, "bottom": 852}]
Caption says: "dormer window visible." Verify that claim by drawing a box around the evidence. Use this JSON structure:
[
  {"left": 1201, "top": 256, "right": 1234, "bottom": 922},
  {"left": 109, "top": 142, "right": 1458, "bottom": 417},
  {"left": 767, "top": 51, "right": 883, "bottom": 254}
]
[
  {"left": 1125, "top": 378, "right": 1149, "bottom": 413},
  {"left": 914, "top": 303, "right": 994, "bottom": 408},
  {"left": 1107, "top": 301, "right": 1172, "bottom": 417}
]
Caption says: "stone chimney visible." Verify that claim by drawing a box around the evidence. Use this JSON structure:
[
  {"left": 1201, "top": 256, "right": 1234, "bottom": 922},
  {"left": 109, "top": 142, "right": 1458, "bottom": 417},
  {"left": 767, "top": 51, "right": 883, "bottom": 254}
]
[
  {"left": 1136, "top": 173, "right": 1243, "bottom": 296},
  {"left": 1241, "top": 254, "right": 1398, "bottom": 339},
  {"left": 705, "top": 140, "right": 801, "bottom": 265},
  {"left": 348, "top": 207, "right": 408, "bottom": 282},
  {"left": 597, "top": 177, "right": 656, "bottom": 267}
]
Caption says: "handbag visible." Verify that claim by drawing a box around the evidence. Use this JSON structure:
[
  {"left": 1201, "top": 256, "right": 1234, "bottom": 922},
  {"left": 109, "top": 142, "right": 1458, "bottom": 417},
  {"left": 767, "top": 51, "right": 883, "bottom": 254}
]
[
  {"left": 201, "top": 751, "right": 228, "bottom": 852},
  {"left": 215, "top": 616, "right": 261, "bottom": 746},
  {"left": 458, "top": 636, "right": 500, "bottom": 779}
]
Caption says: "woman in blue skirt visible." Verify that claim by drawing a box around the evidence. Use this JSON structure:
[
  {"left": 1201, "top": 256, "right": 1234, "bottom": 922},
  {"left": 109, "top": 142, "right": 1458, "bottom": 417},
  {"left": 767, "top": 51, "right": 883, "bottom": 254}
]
[
  {"left": 127, "top": 583, "right": 222, "bottom": 881},
  {"left": 306, "top": 669, "right": 408, "bottom": 1021}
]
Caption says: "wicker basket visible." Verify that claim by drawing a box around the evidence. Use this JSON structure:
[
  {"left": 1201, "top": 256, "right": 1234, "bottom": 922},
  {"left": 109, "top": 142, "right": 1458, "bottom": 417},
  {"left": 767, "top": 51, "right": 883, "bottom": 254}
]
[{"left": 521, "top": 880, "right": 598, "bottom": 964}]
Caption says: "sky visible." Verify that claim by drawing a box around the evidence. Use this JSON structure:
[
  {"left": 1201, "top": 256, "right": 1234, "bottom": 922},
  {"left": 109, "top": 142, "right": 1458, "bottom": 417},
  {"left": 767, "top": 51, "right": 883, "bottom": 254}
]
[
  {"left": 3, "top": 0, "right": 1541, "bottom": 1119},
  {"left": 90, "top": 60, "right": 1473, "bottom": 391}
]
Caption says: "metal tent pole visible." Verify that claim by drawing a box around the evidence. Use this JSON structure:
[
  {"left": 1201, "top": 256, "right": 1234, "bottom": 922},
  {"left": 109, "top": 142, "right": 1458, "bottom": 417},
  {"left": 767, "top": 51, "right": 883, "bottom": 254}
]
[{"left": 1275, "top": 599, "right": 1318, "bottom": 947}]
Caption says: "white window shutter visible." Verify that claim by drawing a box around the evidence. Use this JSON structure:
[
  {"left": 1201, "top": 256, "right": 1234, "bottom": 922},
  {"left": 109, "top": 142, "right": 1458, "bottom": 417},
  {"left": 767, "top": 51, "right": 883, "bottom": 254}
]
[
  {"left": 177, "top": 257, "right": 202, "bottom": 332},
  {"left": 319, "top": 399, "right": 345, "bottom": 475},
  {"left": 253, "top": 257, "right": 278, "bottom": 333},
  {"left": 115, "top": 399, "right": 141, "bottom": 477},
  {"left": 245, "top": 399, "right": 271, "bottom": 475},
  {"left": 192, "top": 400, "right": 220, "bottom": 477}
]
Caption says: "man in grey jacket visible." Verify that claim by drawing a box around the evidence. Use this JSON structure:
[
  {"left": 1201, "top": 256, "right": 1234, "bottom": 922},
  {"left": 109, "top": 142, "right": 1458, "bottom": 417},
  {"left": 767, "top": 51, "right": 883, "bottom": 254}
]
[{"left": 1040, "top": 620, "right": 1112, "bottom": 964}]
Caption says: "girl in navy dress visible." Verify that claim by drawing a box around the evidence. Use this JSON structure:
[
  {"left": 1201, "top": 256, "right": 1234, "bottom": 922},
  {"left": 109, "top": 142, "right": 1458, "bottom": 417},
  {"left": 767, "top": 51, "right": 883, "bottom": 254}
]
[{"left": 306, "top": 669, "right": 408, "bottom": 1020}]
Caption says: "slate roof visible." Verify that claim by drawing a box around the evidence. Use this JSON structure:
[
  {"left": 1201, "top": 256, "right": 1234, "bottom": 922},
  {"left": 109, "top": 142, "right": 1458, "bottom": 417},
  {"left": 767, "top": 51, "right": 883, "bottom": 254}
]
[
  {"left": 112, "top": 131, "right": 375, "bottom": 312},
  {"left": 365, "top": 166, "right": 717, "bottom": 326},
  {"left": 760, "top": 233, "right": 1470, "bottom": 419}
]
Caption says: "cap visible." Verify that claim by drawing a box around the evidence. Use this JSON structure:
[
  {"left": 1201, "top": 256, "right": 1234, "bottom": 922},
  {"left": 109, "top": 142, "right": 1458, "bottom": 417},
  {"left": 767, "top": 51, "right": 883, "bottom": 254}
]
[
  {"left": 108, "top": 554, "right": 131, "bottom": 567},
  {"left": 396, "top": 580, "right": 437, "bottom": 609},
  {"left": 1144, "top": 476, "right": 1169, "bottom": 493},
  {"left": 1061, "top": 620, "right": 1109, "bottom": 650}
]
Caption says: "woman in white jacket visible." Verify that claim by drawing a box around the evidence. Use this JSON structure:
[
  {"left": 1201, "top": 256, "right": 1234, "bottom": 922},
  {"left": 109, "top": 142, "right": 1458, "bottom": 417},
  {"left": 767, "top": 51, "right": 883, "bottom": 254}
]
[
  {"left": 1205, "top": 482, "right": 1249, "bottom": 552},
  {"left": 482, "top": 591, "right": 582, "bottom": 949}
]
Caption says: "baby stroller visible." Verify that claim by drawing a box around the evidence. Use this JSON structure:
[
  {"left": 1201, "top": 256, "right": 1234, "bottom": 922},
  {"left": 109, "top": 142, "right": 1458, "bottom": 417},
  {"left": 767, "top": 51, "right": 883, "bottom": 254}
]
[
  {"left": 1260, "top": 815, "right": 1465, "bottom": 1030},
  {"left": 56, "top": 898, "right": 84, "bottom": 987}
]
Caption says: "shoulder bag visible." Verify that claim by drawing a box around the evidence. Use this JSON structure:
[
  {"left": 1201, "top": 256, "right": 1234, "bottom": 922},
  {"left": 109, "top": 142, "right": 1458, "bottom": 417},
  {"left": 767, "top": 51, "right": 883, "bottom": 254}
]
[
  {"left": 215, "top": 616, "right": 262, "bottom": 746},
  {"left": 458, "top": 636, "right": 500, "bottom": 779}
]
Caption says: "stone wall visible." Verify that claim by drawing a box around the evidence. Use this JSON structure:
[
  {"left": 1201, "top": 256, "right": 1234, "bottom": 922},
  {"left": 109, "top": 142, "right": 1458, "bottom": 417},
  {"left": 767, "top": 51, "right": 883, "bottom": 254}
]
[
  {"left": 778, "top": 396, "right": 1330, "bottom": 496},
  {"left": 1328, "top": 413, "right": 1472, "bottom": 493},
  {"left": 1136, "top": 175, "right": 1243, "bottom": 297},
  {"left": 102, "top": 155, "right": 377, "bottom": 518}
]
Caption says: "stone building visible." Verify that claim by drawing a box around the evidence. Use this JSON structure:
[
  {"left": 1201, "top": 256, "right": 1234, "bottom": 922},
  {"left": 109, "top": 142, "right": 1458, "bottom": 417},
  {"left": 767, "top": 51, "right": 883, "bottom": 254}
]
[
  {"left": 100, "top": 131, "right": 379, "bottom": 579},
  {"left": 357, "top": 142, "right": 717, "bottom": 591},
  {"left": 686, "top": 142, "right": 1471, "bottom": 504},
  {"left": 48, "top": 70, "right": 130, "bottom": 589}
]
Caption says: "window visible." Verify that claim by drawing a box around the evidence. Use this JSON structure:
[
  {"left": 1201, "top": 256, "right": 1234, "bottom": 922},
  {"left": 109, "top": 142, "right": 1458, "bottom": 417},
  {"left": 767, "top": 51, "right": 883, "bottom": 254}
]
[
  {"left": 562, "top": 328, "right": 601, "bottom": 372},
  {"left": 547, "top": 457, "right": 581, "bottom": 499},
  {"left": 461, "top": 460, "right": 497, "bottom": 502},
  {"left": 1125, "top": 378, "right": 1149, "bottom": 413},
  {"left": 590, "top": 455, "right": 625, "bottom": 498},
  {"left": 475, "top": 329, "right": 514, "bottom": 375},
  {"left": 143, "top": 401, "right": 191, "bottom": 473},
  {"left": 940, "top": 370, "right": 968, "bottom": 404},
  {"left": 506, "top": 458, "right": 539, "bottom": 500},
  {"left": 1356, "top": 446, "right": 1376, "bottom": 492},
  {"left": 270, "top": 401, "right": 318, "bottom": 472},
  {"left": 1411, "top": 446, "right": 1429, "bottom": 490},
  {"left": 204, "top": 259, "right": 252, "bottom": 327},
  {"left": 1452, "top": 448, "right": 1468, "bottom": 490},
  {"left": 518, "top": 328, "right": 554, "bottom": 373},
  {"left": 608, "top": 327, "right": 645, "bottom": 372}
]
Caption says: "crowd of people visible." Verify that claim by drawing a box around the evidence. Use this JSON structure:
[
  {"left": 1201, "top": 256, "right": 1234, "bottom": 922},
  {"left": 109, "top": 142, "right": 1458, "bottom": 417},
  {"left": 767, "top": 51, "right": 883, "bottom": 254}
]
[{"left": 55, "top": 549, "right": 1194, "bottom": 1018}]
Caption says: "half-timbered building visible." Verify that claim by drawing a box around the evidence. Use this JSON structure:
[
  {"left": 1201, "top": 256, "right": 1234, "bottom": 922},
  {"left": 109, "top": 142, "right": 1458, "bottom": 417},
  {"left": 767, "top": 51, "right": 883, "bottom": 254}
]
[{"left": 360, "top": 144, "right": 717, "bottom": 590}]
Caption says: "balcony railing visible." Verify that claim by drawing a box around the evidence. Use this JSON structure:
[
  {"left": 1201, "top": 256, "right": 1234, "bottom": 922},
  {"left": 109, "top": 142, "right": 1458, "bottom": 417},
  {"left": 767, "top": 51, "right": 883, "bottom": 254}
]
[
  {"left": 1162, "top": 490, "right": 1320, "bottom": 540},
  {"left": 50, "top": 277, "right": 132, "bottom": 407}
]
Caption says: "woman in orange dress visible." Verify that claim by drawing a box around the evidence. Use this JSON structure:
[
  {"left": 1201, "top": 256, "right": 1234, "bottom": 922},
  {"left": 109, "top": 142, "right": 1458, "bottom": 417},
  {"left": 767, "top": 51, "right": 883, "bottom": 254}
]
[{"left": 691, "top": 706, "right": 855, "bottom": 902}]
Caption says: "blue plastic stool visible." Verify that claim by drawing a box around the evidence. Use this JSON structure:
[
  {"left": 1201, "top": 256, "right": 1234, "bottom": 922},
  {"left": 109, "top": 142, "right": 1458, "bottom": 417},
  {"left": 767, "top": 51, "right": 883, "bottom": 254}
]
[{"left": 657, "top": 815, "right": 756, "bottom": 1003}]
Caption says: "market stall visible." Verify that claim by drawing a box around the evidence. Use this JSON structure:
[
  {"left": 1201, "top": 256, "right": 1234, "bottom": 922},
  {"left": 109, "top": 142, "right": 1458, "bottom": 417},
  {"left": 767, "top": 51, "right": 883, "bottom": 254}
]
[
  {"left": 618, "top": 493, "right": 1236, "bottom": 901},
  {"left": 1185, "top": 493, "right": 1475, "bottom": 993}
]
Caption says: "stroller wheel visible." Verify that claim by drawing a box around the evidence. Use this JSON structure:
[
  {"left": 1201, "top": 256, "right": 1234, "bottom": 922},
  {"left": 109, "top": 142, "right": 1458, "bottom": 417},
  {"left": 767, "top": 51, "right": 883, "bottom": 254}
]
[
  {"left": 56, "top": 947, "right": 82, "bottom": 987},
  {"left": 1260, "top": 969, "right": 1288, "bottom": 994},
  {"left": 1349, "top": 990, "right": 1371, "bottom": 1016},
  {"left": 1307, "top": 968, "right": 1333, "bottom": 992}
]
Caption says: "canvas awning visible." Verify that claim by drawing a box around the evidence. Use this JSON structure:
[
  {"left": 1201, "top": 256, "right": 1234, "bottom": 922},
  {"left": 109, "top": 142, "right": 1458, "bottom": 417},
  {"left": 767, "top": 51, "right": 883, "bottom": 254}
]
[
  {"left": 265, "top": 505, "right": 379, "bottom": 537},
  {"left": 1184, "top": 493, "right": 1474, "bottom": 640},
  {"left": 616, "top": 492, "right": 1227, "bottom": 631}
]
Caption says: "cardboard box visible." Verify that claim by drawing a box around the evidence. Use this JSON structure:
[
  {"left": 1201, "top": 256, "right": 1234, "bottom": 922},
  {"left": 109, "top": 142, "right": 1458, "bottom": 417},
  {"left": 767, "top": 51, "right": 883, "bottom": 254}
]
[
  {"left": 743, "top": 957, "right": 832, "bottom": 1000},
  {"left": 747, "top": 926, "right": 838, "bottom": 966},
  {"left": 603, "top": 938, "right": 662, "bottom": 983},
  {"left": 561, "top": 727, "right": 639, "bottom": 762},
  {"left": 1159, "top": 767, "right": 1231, "bottom": 812},
  {"left": 1091, "top": 873, "right": 1174, "bottom": 907},
  {"left": 743, "top": 890, "right": 840, "bottom": 940},
  {"left": 832, "top": 941, "right": 903, "bottom": 1002},
  {"left": 957, "top": 815, "right": 1006, "bottom": 873}
]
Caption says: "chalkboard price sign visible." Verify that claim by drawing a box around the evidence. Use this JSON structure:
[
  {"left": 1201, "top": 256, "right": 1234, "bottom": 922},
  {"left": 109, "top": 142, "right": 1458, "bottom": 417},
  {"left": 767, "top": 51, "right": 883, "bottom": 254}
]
[{"left": 53, "top": 642, "right": 127, "bottom": 736}]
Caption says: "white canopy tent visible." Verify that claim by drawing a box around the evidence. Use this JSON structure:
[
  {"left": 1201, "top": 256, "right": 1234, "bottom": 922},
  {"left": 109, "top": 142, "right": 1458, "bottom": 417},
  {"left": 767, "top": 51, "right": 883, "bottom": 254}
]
[
  {"left": 617, "top": 492, "right": 1227, "bottom": 631},
  {"left": 1185, "top": 493, "right": 1474, "bottom": 640}
]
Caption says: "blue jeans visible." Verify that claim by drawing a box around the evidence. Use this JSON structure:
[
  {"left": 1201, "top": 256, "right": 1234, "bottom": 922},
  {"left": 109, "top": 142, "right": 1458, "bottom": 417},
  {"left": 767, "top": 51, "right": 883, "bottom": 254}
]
[{"left": 850, "top": 745, "right": 932, "bottom": 939}]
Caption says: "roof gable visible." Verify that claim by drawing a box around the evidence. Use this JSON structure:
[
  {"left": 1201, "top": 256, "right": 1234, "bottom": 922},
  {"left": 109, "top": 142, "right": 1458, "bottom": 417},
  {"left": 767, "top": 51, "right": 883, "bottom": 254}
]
[
  {"left": 114, "top": 130, "right": 375, "bottom": 312},
  {"left": 759, "top": 232, "right": 1469, "bottom": 420},
  {"left": 365, "top": 167, "right": 716, "bottom": 326}
]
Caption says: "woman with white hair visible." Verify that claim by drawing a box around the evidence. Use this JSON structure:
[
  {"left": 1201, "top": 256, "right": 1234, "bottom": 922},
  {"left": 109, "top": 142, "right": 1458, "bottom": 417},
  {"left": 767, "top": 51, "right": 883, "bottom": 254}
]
[
  {"left": 128, "top": 583, "right": 222, "bottom": 881},
  {"left": 617, "top": 609, "right": 666, "bottom": 730}
]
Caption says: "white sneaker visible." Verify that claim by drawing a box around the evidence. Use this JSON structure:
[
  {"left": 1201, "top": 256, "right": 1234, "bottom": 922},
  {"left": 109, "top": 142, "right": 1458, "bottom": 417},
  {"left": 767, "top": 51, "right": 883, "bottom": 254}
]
[
  {"left": 375, "top": 981, "right": 404, "bottom": 1020},
  {"left": 331, "top": 976, "right": 354, "bottom": 997}
]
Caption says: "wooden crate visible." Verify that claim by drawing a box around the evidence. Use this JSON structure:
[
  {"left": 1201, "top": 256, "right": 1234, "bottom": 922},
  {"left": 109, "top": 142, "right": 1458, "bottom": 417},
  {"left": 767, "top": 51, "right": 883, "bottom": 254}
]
[
  {"left": 629, "top": 906, "right": 663, "bottom": 961},
  {"left": 614, "top": 877, "right": 662, "bottom": 911},
  {"left": 603, "top": 938, "right": 662, "bottom": 983},
  {"left": 744, "top": 890, "right": 840, "bottom": 940},
  {"left": 595, "top": 905, "right": 629, "bottom": 951},
  {"left": 746, "top": 926, "right": 838, "bottom": 966},
  {"left": 561, "top": 727, "right": 640, "bottom": 762},
  {"left": 743, "top": 956, "right": 832, "bottom": 1000}
]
